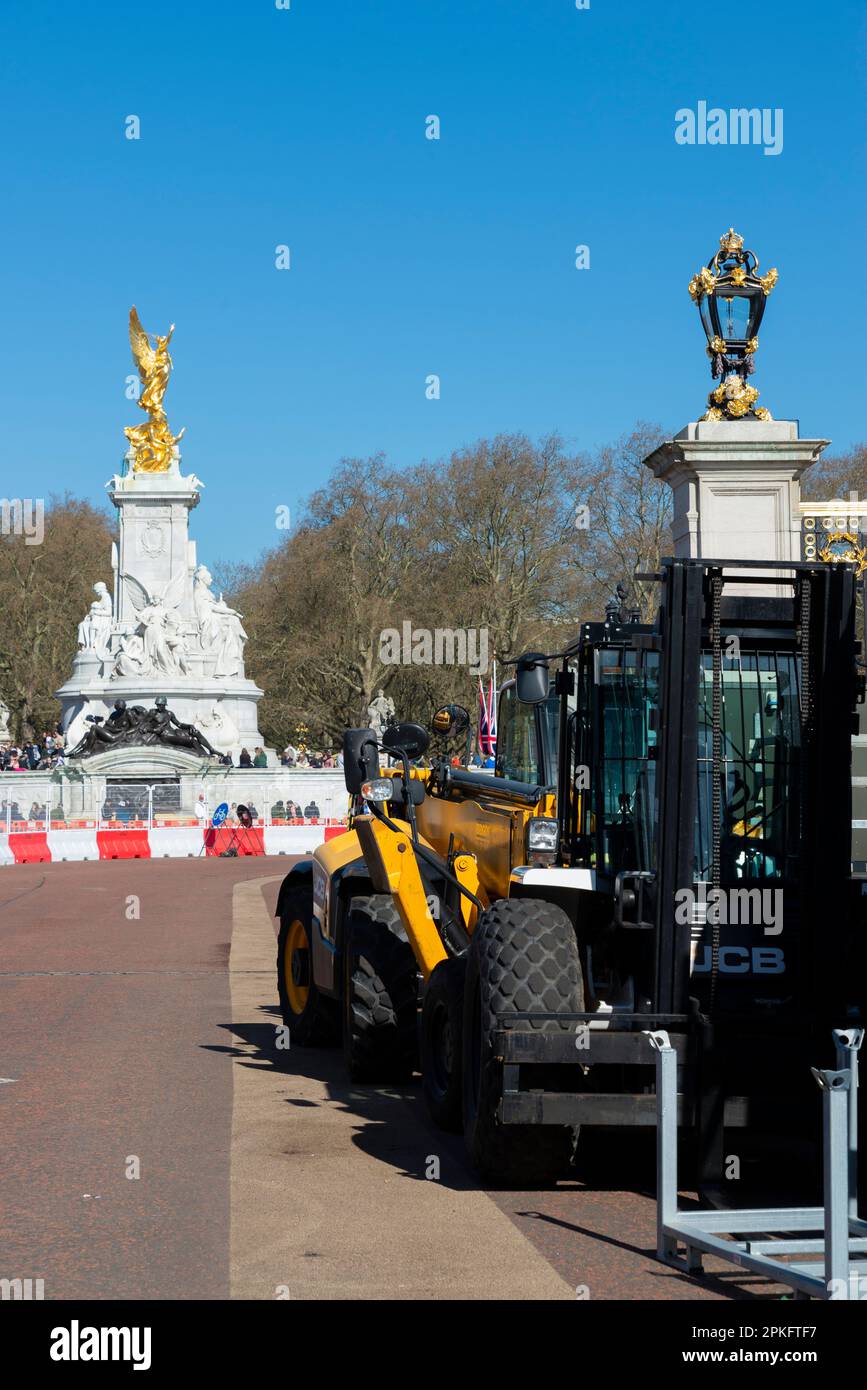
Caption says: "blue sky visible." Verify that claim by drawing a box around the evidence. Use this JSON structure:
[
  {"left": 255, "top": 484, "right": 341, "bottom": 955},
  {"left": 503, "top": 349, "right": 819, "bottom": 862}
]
[{"left": 1, "top": 0, "right": 865, "bottom": 568}]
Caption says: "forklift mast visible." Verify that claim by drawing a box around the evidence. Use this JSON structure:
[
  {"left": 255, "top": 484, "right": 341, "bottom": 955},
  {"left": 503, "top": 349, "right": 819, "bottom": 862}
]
[{"left": 556, "top": 558, "right": 862, "bottom": 1031}]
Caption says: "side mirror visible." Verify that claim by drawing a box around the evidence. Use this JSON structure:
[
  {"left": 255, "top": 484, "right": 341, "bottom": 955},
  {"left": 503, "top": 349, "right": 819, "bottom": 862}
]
[
  {"left": 431, "top": 704, "right": 470, "bottom": 738},
  {"left": 516, "top": 652, "right": 550, "bottom": 704},
  {"left": 381, "top": 721, "right": 430, "bottom": 761},
  {"left": 342, "top": 728, "right": 380, "bottom": 793}
]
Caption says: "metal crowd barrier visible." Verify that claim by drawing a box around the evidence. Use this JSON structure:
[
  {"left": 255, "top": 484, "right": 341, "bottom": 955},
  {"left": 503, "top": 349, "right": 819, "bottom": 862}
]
[{"left": 649, "top": 1027, "right": 867, "bottom": 1299}]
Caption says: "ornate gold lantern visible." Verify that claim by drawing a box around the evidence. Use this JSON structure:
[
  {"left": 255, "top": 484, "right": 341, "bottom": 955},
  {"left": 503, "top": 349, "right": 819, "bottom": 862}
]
[{"left": 688, "top": 228, "right": 778, "bottom": 422}]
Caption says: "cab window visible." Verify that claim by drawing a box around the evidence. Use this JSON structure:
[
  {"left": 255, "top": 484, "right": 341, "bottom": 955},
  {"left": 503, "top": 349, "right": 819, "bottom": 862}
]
[{"left": 496, "top": 684, "right": 542, "bottom": 783}]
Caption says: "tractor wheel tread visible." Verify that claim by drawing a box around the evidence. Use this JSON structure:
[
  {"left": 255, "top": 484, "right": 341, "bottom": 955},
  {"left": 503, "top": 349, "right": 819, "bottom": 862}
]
[
  {"left": 343, "top": 895, "right": 419, "bottom": 1081},
  {"left": 421, "top": 956, "right": 466, "bottom": 1132},
  {"left": 462, "top": 897, "right": 584, "bottom": 1186}
]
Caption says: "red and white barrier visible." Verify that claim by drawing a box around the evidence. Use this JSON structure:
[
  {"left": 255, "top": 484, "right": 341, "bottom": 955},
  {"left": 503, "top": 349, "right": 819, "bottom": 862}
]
[
  {"left": 263, "top": 824, "right": 343, "bottom": 855},
  {"left": 47, "top": 826, "right": 100, "bottom": 862},
  {"left": 4, "top": 831, "right": 51, "bottom": 864},
  {"left": 148, "top": 827, "right": 205, "bottom": 859},
  {"left": 0, "top": 821, "right": 349, "bottom": 865}
]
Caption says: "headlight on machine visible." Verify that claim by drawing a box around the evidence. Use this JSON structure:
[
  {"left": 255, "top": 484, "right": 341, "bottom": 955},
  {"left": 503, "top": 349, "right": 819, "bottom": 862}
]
[
  {"left": 360, "top": 777, "right": 394, "bottom": 804},
  {"left": 525, "top": 816, "right": 559, "bottom": 866}
]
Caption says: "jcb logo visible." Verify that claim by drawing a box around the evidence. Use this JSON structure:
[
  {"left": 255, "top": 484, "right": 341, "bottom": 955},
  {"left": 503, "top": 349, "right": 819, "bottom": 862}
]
[{"left": 692, "top": 946, "right": 785, "bottom": 975}]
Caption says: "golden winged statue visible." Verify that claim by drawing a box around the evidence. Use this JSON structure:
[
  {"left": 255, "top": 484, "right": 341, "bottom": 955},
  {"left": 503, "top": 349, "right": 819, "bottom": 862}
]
[{"left": 124, "top": 307, "right": 185, "bottom": 473}]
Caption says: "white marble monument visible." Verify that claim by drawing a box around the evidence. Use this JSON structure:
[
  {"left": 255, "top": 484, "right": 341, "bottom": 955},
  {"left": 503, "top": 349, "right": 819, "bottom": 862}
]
[{"left": 55, "top": 446, "right": 272, "bottom": 763}]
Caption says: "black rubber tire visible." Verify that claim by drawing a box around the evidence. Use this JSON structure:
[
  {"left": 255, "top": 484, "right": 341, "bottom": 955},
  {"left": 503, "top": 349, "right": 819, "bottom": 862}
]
[
  {"left": 342, "top": 895, "right": 420, "bottom": 1082},
  {"left": 462, "top": 897, "right": 584, "bottom": 1187},
  {"left": 276, "top": 886, "right": 339, "bottom": 1046},
  {"left": 421, "top": 957, "right": 466, "bottom": 1132}
]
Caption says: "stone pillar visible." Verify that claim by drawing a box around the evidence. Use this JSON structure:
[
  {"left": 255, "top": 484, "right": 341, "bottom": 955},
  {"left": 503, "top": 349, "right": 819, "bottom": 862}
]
[
  {"left": 644, "top": 419, "right": 829, "bottom": 594},
  {"left": 109, "top": 447, "right": 201, "bottom": 629}
]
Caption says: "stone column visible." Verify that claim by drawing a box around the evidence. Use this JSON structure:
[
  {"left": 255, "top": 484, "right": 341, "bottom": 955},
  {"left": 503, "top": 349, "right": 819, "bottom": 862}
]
[
  {"left": 109, "top": 448, "right": 202, "bottom": 629},
  {"left": 644, "top": 419, "right": 828, "bottom": 594}
]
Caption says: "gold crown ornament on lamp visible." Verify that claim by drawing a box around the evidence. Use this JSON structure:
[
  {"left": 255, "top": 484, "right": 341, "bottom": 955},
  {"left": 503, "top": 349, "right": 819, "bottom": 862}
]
[{"left": 688, "top": 229, "right": 779, "bottom": 422}]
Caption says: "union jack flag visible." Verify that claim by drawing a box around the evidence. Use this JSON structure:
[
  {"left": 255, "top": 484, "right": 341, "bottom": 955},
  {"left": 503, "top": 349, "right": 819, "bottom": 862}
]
[{"left": 478, "top": 665, "right": 497, "bottom": 757}]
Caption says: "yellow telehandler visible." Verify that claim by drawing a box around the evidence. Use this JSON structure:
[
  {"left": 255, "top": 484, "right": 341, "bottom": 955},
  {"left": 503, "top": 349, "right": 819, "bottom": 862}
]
[{"left": 275, "top": 558, "right": 866, "bottom": 1186}]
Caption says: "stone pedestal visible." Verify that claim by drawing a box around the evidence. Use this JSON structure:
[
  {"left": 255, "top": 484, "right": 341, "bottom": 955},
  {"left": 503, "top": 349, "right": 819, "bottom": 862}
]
[
  {"left": 644, "top": 420, "right": 829, "bottom": 594},
  {"left": 1, "top": 762, "right": 347, "bottom": 825},
  {"left": 110, "top": 458, "right": 203, "bottom": 629}
]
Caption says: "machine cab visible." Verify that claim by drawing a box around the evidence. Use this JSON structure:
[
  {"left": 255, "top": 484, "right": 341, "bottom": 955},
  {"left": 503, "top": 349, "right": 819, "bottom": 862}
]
[{"left": 495, "top": 678, "right": 561, "bottom": 787}]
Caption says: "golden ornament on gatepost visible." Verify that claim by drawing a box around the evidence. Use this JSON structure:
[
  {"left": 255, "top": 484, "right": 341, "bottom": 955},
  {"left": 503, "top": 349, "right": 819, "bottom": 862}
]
[
  {"left": 799, "top": 498, "right": 867, "bottom": 577},
  {"left": 124, "top": 306, "right": 185, "bottom": 472}
]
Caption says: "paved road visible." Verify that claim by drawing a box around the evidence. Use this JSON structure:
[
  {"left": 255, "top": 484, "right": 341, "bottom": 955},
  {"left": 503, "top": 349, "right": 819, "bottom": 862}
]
[{"left": 0, "top": 859, "right": 777, "bottom": 1300}]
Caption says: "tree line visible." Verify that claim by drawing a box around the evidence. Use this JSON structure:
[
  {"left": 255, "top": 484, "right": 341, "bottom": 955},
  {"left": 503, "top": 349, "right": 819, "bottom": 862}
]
[
  {"left": 4, "top": 425, "right": 860, "bottom": 747},
  {"left": 222, "top": 423, "right": 672, "bottom": 745}
]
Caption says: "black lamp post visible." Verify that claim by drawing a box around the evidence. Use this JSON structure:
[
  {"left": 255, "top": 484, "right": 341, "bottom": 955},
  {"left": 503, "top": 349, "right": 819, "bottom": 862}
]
[{"left": 688, "top": 228, "right": 778, "bottom": 421}]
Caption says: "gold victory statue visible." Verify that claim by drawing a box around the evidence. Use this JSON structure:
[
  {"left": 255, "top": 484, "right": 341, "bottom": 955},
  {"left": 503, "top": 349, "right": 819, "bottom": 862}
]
[{"left": 124, "top": 307, "right": 185, "bottom": 472}]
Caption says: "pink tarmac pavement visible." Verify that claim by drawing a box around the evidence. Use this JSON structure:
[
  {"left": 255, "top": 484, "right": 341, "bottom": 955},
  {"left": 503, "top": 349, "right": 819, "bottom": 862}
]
[{"left": 0, "top": 858, "right": 775, "bottom": 1300}]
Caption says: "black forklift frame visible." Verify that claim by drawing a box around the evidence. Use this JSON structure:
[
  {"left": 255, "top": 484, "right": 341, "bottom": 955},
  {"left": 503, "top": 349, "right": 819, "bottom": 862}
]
[{"left": 497, "top": 558, "right": 863, "bottom": 1171}]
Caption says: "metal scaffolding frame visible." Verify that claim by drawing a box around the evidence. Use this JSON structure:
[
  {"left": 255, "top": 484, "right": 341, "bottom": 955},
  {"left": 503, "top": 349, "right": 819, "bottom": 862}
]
[{"left": 647, "top": 1027, "right": 867, "bottom": 1299}]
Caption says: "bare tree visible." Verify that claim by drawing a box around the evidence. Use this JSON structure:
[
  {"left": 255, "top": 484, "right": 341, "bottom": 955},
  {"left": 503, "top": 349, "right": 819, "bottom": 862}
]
[
  {"left": 229, "top": 426, "right": 671, "bottom": 748},
  {"left": 804, "top": 443, "right": 867, "bottom": 503},
  {"left": 0, "top": 497, "right": 115, "bottom": 739},
  {"left": 231, "top": 457, "right": 429, "bottom": 743},
  {"left": 563, "top": 422, "right": 671, "bottom": 620}
]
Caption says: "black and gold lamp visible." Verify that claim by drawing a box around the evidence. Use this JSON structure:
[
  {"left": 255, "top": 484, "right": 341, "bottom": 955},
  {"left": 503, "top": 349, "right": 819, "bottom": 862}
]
[{"left": 688, "top": 228, "right": 778, "bottom": 421}]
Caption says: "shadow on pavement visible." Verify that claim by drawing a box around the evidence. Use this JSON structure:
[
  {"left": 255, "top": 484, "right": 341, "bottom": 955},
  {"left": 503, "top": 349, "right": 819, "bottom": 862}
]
[
  {"left": 204, "top": 1006, "right": 689, "bottom": 1200},
  {"left": 204, "top": 1007, "right": 476, "bottom": 1191}
]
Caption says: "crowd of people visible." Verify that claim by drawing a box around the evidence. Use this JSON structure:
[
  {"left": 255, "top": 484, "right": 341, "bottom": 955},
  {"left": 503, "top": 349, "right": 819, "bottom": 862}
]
[
  {"left": 1, "top": 798, "right": 65, "bottom": 825},
  {"left": 269, "top": 797, "right": 321, "bottom": 820},
  {"left": 279, "top": 742, "right": 342, "bottom": 769},
  {"left": 0, "top": 729, "right": 66, "bottom": 772},
  {"left": 1, "top": 726, "right": 349, "bottom": 772},
  {"left": 1, "top": 722, "right": 343, "bottom": 828},
  {"left": 192, "top": 793, "right": 323, "bottom": 825}
]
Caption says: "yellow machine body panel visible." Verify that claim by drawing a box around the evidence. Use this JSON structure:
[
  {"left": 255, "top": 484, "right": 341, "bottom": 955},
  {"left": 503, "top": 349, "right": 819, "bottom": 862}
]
[
  {"left": 309, "top": 817, "right": 451, "bottom": 981},
  {"left": 311, "top": 826, "right": 365, "bottom": 878},
  {"left": 353, "top": 814, "right": 448, "bottom": 979},
  {"left": 308, "top": 781, "right": 557, "bottom": 982},
  {"left": 413, "top": 781, "right": 556, "bottom": 905}
]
